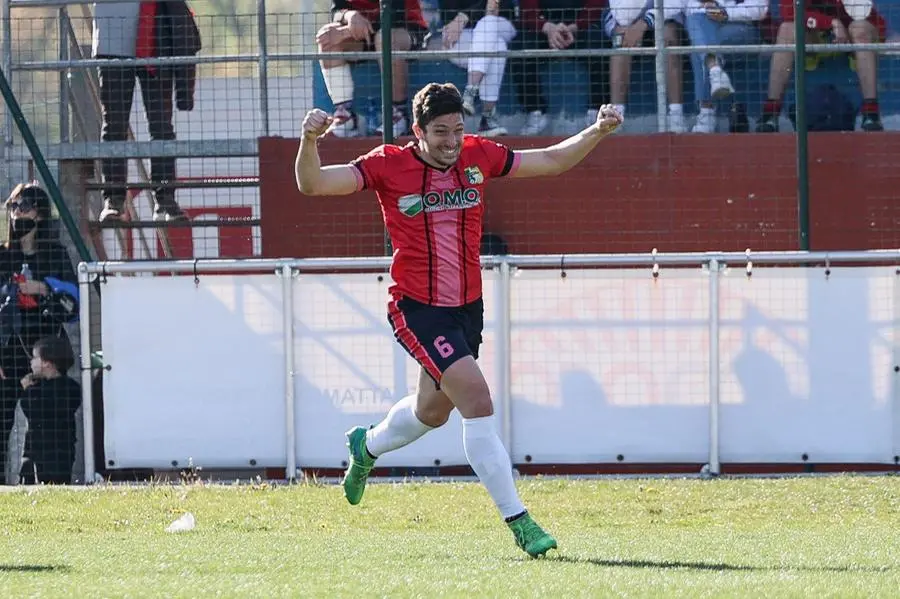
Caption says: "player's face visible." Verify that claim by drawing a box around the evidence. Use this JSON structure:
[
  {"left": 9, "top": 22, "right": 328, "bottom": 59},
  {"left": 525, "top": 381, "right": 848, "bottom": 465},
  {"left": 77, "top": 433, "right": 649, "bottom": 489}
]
[{"left": 417, "top": 113, "right": 465, "bottom": 167}]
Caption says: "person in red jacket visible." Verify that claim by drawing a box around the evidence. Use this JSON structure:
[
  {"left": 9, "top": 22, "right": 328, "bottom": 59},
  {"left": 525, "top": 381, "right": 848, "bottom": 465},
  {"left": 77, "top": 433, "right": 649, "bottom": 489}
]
[
  {"left": 317, "top": 0, "right": 430, "bottom": 138},
  {"left": 757, "top": 0, "right": 885, "bottom": 132}
]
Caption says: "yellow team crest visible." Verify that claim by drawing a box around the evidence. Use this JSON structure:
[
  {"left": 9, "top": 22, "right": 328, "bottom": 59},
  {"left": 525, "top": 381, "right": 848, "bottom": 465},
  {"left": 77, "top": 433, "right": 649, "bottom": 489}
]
[{"left": 464, "top": 166, "right": 484, "bottom": 185}]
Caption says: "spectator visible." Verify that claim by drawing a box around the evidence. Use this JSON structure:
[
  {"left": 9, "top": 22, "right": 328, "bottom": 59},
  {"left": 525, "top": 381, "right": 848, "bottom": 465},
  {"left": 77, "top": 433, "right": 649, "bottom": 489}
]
[
  {"left": 438, "top": 0, "right": 518, "bottom": 136},
  {"left": 684, "top": 0, "right": 767, "bottom": 133},
  {"left": 0, "top": 184, "right": 78, "bottom": 475},
  {"left": 93, "top": 0, "right": 201, "bottom": 222},
  {"left": 757, "top": 0, "right": 885, "bottom": 132},
  {"left": 509, "top": 0, "right": 608, "bottom": 135},
  {"left": 18, "top": 336, "right": 81, "bottom": 485},
  {"left": 604, "top": 0, "right": 687, "bottom": 133},
  {"left": 317, "top": 0, "right": 431, "bottom": 138}
]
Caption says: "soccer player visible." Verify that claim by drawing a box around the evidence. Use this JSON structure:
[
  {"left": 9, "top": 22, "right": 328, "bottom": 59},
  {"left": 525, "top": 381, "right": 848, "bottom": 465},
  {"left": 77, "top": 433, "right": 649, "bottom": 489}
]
[{"left": 296, "top": 82, "right": 622, "bottom": 558}]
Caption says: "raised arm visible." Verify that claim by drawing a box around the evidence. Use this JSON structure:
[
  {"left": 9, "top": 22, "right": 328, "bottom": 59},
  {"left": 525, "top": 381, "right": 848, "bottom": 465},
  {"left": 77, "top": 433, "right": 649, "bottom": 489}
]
[
  {"left": 295, "top": 109, "right": 362, "bottom": 196},
  {"left": 511, "top": 104, "right": 622, "bottom": 179}
]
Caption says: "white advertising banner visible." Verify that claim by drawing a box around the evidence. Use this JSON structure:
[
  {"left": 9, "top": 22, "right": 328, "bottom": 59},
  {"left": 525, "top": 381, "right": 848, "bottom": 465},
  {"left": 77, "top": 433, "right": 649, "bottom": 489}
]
[
  {"left": 508, "top": 269, "right": 711, "bottom": 464},
  {"left": 292, "top": 272, "right": 499, "bottom": 468},
  {"left": 102, "top": 275, "right": 286, "bottom": 468},
  {"left": 717, "top": 267, "right": 896, "bottom": 463},
  {"left": 99, "top": 266, "right": 899, "bottom": 470}
]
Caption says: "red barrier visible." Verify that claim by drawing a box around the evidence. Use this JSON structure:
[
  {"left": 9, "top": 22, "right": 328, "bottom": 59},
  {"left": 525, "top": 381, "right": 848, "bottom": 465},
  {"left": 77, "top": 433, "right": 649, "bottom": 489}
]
[{"left": 260, "top": 133, "right": 900, "bottom": 258}]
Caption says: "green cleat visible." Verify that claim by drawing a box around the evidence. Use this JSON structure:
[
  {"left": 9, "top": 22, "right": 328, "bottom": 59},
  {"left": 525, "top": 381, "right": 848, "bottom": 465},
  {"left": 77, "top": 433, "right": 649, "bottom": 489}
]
[
  {"left": 342, "top": 426, "right": 376, "bottom": 505},
  {"left": 508, "top": 513, "right": 558, "bottom": 558}
]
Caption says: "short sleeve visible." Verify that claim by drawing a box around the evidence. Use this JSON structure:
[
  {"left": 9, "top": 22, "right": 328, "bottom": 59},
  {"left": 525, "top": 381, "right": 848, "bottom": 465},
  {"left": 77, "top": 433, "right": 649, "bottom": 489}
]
[
  {"left": 475, "top": 137, "right": 519, "bottom": 178},
  {"left": 349, "top": 144, "right": 389, "bottom": 191}
]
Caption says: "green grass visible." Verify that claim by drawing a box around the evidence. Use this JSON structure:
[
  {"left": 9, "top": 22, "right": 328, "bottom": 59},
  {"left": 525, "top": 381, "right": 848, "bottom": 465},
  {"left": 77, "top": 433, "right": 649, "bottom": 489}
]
[{"left": 1, "top": 476, "right": 899, "bottom": 598}]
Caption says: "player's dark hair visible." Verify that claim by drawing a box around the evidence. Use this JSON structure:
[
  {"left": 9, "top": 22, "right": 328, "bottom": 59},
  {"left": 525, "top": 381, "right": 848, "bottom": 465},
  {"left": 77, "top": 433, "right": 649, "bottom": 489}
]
[
  {"left": 413, "top": 83, "right": 464, "bottom": 129},
  {"left": 34, "top": 336, "right": 75, "bottom": 374}
]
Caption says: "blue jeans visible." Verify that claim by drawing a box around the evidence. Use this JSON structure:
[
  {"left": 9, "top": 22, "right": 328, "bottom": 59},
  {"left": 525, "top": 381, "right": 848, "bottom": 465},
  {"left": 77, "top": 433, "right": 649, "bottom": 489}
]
[{"left": 684, "top": 14, "right": 759, "bottom": 103}]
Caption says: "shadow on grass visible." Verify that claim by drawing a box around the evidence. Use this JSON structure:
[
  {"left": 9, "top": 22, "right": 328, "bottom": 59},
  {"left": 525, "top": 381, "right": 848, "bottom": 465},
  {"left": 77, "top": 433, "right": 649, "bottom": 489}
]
[
  {"left": 548, "top": 556, "right": 892, "bottom": 573},
  {"left": 0, "top": 564, "right": 71, "bottom": 573}
]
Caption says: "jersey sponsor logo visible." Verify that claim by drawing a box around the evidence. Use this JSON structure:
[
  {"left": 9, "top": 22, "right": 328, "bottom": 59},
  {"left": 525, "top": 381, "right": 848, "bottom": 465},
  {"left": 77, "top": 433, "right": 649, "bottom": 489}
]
[
  {"left": 398, "top": 194, "right": 424, "bottom": 217},
  {"left": 398, "top": 188, "right": 482, "bottom": 217},
  {"left": 464, "top": 166, "right": 484, "bottom": 185}
]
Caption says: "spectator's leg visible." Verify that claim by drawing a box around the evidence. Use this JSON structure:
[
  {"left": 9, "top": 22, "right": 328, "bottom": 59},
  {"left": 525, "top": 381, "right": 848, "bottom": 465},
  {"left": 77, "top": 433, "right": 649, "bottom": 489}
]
[
  {"left": 374, "top": 28, "right": 413, "bottom": 136},
  {"left": 758, "top": 21, "right": 794, "bottom": 132},
  {"left": 97, "top": 61, "right": 136, "bottom": 222},
  {"left": 508, "top": 28, "right": 549, "bottom": 134},
  {"left": 664, "top": 21, "right": 686, "bottom": 132},
  {"left": 580, "top": 19, "right": 610, "bottom": 126},
  {"left": 470, "top": 16, "right": 517, "bottom": 115},
  {"left": 684, "top": 14, "right": 719, "bottom": 108},
  {"left": 609, "top": 23, "right": 637, "bottom": 121},
  {"left": 137, "top": 67, "right": 184, "bottom": 220},
  {"left": 317, "top": 24, "right": 364, "bottom": 137},
  {"left": 849, "top": 18, "right": 883, "bottom": 131}
]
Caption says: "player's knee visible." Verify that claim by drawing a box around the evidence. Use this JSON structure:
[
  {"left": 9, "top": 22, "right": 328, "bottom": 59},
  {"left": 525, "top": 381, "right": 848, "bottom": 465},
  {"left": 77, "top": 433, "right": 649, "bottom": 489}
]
[{"left": 415, "top": 397, "right": 452, "bottom": 428}]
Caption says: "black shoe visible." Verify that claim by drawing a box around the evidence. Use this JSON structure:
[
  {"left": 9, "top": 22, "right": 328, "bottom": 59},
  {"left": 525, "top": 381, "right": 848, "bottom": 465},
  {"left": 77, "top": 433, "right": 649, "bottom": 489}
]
[
  {"left": 860, "top": 113, "right": 884, "bottom": 132},
  {"left": 729, "top": 103, "right": 749, "bottom": 133},
  {"left": 755, "top": 114, "right": 779, "bottom": 133}
]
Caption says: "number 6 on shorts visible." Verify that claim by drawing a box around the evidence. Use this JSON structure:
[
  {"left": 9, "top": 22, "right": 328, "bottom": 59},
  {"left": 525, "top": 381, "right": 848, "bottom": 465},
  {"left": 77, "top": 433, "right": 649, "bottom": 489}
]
[{"left": 434, "top": 335, "right": 455, "bottom": 358}]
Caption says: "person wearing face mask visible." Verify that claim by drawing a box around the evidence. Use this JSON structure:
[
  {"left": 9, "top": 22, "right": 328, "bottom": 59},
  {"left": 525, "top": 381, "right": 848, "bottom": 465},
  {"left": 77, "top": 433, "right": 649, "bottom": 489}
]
[{"left": 0, "top": 183, "right": 79, "bottom": 478}]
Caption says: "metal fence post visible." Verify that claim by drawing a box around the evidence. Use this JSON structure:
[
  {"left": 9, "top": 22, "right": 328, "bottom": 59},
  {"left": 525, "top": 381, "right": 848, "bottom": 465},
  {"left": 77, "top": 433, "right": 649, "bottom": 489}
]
[
  {"left": 257, "top": 0, "right": 270, "bottom": 137},
  {"left": 78, "top": 262, "right": 96, "bottom": 484},
  {"left": 497, "top": 259, "right": 512, "bottom": 453},
  {"left": 281, "top": 264, "right": 297, "bottom": 480},
  {"left": 653, "top": 0, "right": 668, "bottom": 133},
  {"left": 707, "top": 258, "right": 721, "bottom": 475}
]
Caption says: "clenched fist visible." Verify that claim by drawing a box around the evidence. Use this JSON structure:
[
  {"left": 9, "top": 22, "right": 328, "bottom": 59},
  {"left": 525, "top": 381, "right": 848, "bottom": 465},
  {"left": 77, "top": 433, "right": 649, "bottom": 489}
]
[
  {"left": 302, "top": 109, "right": 334, "bottom": 140},
  {"left": 594, "top": 104, "right": 623, "bottom": 135}
]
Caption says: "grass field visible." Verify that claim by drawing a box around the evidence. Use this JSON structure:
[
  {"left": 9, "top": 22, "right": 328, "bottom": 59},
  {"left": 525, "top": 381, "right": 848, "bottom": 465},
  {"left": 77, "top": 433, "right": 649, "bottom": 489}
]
[{"left": 1, "top": 475, "right": 898, "bottom": 598}]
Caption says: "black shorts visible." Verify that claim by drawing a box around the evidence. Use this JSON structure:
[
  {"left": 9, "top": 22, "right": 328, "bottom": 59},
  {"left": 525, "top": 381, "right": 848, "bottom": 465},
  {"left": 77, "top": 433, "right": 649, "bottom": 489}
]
[{"left": 387, "top": 295, "right": 484, "bottom": 387}]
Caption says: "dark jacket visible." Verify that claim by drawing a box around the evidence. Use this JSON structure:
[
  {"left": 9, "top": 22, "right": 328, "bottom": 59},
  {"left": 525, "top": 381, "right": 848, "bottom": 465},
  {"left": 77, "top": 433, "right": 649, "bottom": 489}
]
[
  {"left": 156, "top": 1, "right": 202, "bottom": 111},
  {"left": 332, "top": 0, "right": 429, "bottom": 30},
  {"left": 439, "top": 0, "right": 517, "bottom": 25},
  {"left": 0, "top": 227, "right": 78, "bottom": 378},
  {"left": 517, "top": 0, "right": 607, "bottom": 32},
  {"left": 20, "top": 375, "right": 81, "bottom": 484}
]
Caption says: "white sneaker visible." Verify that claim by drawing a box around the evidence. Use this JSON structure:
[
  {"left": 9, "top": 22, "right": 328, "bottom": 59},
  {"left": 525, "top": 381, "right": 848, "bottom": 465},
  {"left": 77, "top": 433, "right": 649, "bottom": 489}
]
[
  {"left": 668, "top": 112, "right": 687, "bottom": 133},
  {"left": 375, "top": 107, "right": 410, "bottom": 138},
  {"left": 462, "top": 86, "right": 478, "bottom": 116},
  {"left": 330, "top": 104, "right": 359, "bottom": 138},
  {"left": 520, "top": 110, "right": 548, "bottom": 135},
  {"left": 709, "top": 65, "right": 734, "bottom": 100},
  {"left": 692, "top": 110, "right": 717, "bottom": 133},
  {"left": 479, "top": 111, "right": 507, "bottom": 137}
]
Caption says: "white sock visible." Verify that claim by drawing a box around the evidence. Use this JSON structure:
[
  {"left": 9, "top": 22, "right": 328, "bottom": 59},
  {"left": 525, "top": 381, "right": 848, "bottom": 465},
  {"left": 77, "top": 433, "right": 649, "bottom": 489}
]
[
  {"left": 365, "top": 394, "right": 432, "bottom": 457},
  {"left": 462, "top": 415, "right": 525, "bottom": 520},
  {"left": 668, "top": 103, "right": 683, "bottom": 115},
  {"left": 321, "top": 63, "right": 354, "bottom": 106},
  {"left": 614, "top": 104, "right": 626, "bottom": 119}
]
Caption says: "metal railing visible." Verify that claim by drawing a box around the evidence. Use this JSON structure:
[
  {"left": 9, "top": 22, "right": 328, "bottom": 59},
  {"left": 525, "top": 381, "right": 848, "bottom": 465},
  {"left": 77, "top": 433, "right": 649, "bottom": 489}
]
[
  {"left": 3, "top": 0, "right": 900, "bottom": 247},
  {"left": 76, "top": 248, "right": 900, "bottom": 481}
]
